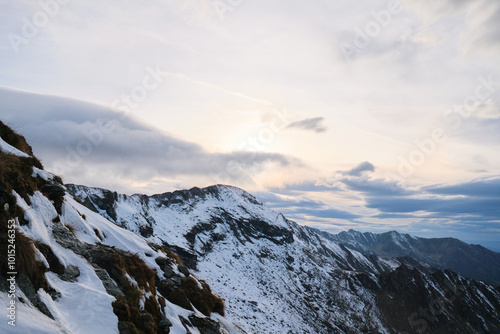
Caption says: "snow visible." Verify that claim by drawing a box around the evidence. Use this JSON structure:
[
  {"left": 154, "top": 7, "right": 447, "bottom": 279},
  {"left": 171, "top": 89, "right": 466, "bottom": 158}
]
[
  {"left": 0, "top": 136, "right": 29, "bottom": 157},
  {"left": 40, "top": 245, "right": 119, "bottom": 334},
  {"left": 14, "top": 191, "right": 58, "bottom": 245},
  {"left": 32, "top": 167, "right": 56, "bottom": 181},
  {"left": 162, "top": 299, "right": 201, "bottom": 334},
  {"left": 34, "top": 246, "right": 50, "bottom": 269},
  {"left": 13, "top": 191, "right": 119, "bottom": 334},
  {"left": 74, "top": 184, "right": 291, "bottom": 251},
  {"left": 0, "top": 292, "right": 69, "bottom": 334},
  {"left": 61, "top": 195, "right": 162, "bottom": 273}
]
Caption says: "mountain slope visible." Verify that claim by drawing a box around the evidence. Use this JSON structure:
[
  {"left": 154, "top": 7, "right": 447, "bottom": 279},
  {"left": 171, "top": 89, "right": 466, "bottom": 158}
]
[
  {"left": 325, "top": 229, "right": 500, "bottom": 286},
  {"left": 68, "top": 183, "right": 500, "bottom": 334},
  {"left": 0, "top": 121, "right": 244, "bottom": 334}
]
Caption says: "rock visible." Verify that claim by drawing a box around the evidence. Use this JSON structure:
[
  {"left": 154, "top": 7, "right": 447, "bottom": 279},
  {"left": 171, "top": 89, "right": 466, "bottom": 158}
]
[
  {"left": 158, "top": 314, "right": 173, "bottom": 334},
  {"left": 118, "top": 321, "right": 135, "bottom": 334},
  {"left": 155, "top": 257, "right": 172, "bottom": 268},
  {"left": 0, "top": 273, "right": 8, "bottom": 292},
  {"left": 169, "top": 276, "right": 181, "bottom": 286},
  {"left": 179, "top": 316, "right": 194, "bottom": 333},
  {"left": 60, "top": 265, "right": 80, "bottom": 282},
  {"left": 17, "top": 274, "right": 55, "bottom": 320},
  {"left": 41, "top": 182, "right": 65, "bottom": 199},
  {"left": 93, "top": 266, "right": 124, "bottom": 297},
  {"left": 163, "top": 266, "right": 174, "bottom": 279},
  {"left": 178, "top": 265, "right": 190, "bottom": 276},
  {"left": 156, "top": 257, "right": 176, "bottom": 279},
  {"left": 139, "top": 224, "right": 154, "bottom": 238},
  {"left": 51, "top": 220, "right": 87, "bottom": 255},
  {"left": 188, "top": 313, "right": 221, "bottom": 334}
]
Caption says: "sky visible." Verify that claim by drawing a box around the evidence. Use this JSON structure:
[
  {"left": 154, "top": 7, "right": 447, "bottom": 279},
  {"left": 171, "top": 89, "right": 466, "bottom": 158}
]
[{"left": 1, "top": 0, "right": 499, "bottom": 250}]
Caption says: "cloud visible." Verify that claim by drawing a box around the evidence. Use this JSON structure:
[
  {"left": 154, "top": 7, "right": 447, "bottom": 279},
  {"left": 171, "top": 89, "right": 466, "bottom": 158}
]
[
  {"left": 341, "top": 177, "right": 413, "bottom": 196},
  {"left": 286, "top": 117, "right": 327, "bottom": 133},
  {"left": 404, "top": 0, "right": 500, "bottom": 54},
  {"left": 468, "top": 99, "right": 500, "bottom": 120},
  {"left": 0, "top": 87, "right": 302, "bottom": 193},
  {"left": 367, "top": 196, "right": 500, "bottom": 219},
  {"left": 268, "top": 181, "right": 342, "bottom": 193},
  {"left": 268, "top": 162, "right": 409, "bottom": 198},
  {"left": 259, "top": 164, "right": 500, "bottom": 250},
  {"left": 359, "top": 177, "right": 500, "bottom": 222},
  {"left": 425, "top": 176, "right": 500, "bottom": 197},
  {"left": 257, "top": 191, "right": 327, "bottom": 210},
  {"left": 342, "top": 161, "right": 375, "bottom": 176},
  {"left": 256, "top": 191, "right": 360, "bottom": 220},
  {"left": 460, "top": 0, "right": 500, "bottom": 54}
]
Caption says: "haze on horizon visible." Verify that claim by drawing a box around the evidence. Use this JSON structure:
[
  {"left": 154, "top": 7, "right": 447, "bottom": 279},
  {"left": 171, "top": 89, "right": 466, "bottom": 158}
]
[{"left": 1, "top": 0, "right": 499, "bottom": 251}]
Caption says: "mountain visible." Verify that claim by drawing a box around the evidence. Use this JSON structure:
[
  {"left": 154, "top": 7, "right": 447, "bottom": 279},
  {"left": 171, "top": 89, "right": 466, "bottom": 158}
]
[
  {"left": 324, "top": 229, "right": 500, "bottom": 286},
  {"left": 1, "top": 120, "right": 500, "bottom": 334},
  {"left": 67, "top": 183, "right": 500, "bottom": 333}
]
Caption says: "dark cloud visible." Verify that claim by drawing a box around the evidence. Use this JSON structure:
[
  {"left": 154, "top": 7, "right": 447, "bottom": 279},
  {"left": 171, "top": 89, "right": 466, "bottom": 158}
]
[
  {"left": 341, "top": 177, "right": 413, "bottom": 196},
  {"left": 356, "top": 177, "right": 500, "bottom": 224},
  {"left": 0, "top": 87, "right": 302, "bottom": 191},
  {"left": 366, "top": 196, "right": 500, "bottom": 217},
  {"left": 342, "top": 161, "right": 375, "bottom": 176},
  {"left": 425, "top": 177, "right": 500, "bottom": 198},
  {"left": 260, "top": 168, "right": 500, "bottom": 250},
  {"left": 286, "top": 117, "right": 327, "bottom": 133}
]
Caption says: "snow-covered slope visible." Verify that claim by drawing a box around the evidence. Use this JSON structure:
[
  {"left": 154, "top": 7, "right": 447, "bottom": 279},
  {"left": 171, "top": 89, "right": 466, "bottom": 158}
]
[
  {"left": 68, "top": 183, "right": 500, "bottom": 334},
  {"left": 0, "top": 123, "right": 245, "bottom": 334}
]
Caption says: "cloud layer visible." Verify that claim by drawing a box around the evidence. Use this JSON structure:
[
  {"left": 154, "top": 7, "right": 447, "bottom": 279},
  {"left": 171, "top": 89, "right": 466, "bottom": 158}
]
[
  {"left": 0, "top": 87, "right": 301, "bottom": 194},
  {"left": 259, "top": 162, "right": 500, "bottom": 251}
]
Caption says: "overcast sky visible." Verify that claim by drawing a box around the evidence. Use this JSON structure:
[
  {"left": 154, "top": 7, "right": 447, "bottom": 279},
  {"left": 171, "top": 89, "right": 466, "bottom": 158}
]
[{"left": 1, "top": 0, "right": 499, "bottom": 250}]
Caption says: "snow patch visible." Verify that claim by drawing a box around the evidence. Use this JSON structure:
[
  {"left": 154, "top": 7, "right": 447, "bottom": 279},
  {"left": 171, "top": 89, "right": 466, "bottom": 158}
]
[{"left": 0, "top": 135, "right": 29, "bottom": 157}]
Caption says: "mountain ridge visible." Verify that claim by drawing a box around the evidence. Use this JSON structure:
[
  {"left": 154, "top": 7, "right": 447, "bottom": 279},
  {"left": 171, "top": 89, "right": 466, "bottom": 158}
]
[
  {"left": 325, "top": 228, "right": 500, "bottom": 286},
  {"left": 67, "top": 182, "right": 500, "bottom": 333}
]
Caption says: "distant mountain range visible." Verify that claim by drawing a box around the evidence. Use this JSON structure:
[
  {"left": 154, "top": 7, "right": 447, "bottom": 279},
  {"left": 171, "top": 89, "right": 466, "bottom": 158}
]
[
  {"left": 320, "top": 229, "right": 500, "bottom": 286},
  {"left": 1, "top": 120, "right": 500, "bottom": 333}
]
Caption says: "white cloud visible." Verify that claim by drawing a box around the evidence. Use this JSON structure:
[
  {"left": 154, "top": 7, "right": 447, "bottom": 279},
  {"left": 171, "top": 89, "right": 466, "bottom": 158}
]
[{"left": 469, "top": 99, "right": 500, "bottom": 119}]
